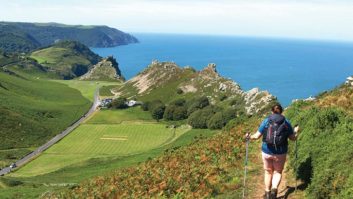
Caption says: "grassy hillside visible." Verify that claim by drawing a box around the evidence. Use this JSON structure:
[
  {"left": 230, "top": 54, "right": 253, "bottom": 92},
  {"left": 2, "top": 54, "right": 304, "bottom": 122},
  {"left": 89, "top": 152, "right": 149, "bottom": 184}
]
[
  {"left": 0, "top": 70, "right": 91, "bottom": 168},
  {"left": 0, "top": 21, "right": 138, "bottom": 52},
  {"left": 30, "top": 40, "right": 101, "bottom": 79},
  {"left": 285, "top": 84, "right": 353, "bottom": 198}
]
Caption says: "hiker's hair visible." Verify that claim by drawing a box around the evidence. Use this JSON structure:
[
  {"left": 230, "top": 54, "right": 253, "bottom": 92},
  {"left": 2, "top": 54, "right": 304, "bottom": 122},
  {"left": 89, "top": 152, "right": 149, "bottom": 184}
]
[{"left": 271, "top": 104, "right": 283, "bottom": 114}]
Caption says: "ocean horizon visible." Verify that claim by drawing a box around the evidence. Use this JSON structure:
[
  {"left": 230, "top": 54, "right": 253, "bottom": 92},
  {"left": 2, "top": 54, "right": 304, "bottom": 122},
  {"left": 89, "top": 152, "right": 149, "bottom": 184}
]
[{"left": 92, "top": 33, "right": 353, "bottom": 106}]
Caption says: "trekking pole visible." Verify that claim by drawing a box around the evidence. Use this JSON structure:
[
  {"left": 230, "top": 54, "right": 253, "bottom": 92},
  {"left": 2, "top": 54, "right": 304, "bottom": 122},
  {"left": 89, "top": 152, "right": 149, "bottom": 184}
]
[
  {"left": 243, "top": 134, "right": 250, "bottom": 199},
  {"left": 295, "top": 138, "right": 298, "bottom": 193}
]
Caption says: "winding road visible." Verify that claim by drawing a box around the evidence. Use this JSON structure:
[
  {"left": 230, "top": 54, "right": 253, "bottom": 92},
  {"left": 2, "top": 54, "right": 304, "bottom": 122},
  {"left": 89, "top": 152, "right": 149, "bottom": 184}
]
[{"left": 0, "top": 89, "right": 100, "bottom": 176}]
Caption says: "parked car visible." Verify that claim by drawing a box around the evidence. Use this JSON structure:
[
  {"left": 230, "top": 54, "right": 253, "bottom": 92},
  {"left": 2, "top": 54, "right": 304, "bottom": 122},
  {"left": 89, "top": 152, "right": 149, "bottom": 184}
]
[{"left": 10, "top": 163, "right": 17, "bottom": 169}]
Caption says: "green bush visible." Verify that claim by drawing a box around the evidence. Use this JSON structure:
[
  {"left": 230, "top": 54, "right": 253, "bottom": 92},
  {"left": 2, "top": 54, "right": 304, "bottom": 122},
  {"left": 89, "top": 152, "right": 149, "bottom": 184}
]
[
  {"left": 287, "top": 107, "right": 353, "bottom": 198},
  {"left": 172, "top": 106, "right": 187, "bottom": 121},
  {"left": 111, "top": 97, "right": 128, "bottom": 109},
  {"left": 151, "top": 104, "right": 165, "bottom": 121},
  {"left": 207, "top": 109, "right": 237, "bottom": 130},
  {"left": 207, "top": 112, "right": 225, "bottom": 129},
  {"left": 163, "top": 105, "right": 187, "bottom": 121},
  {"left": 163, "top": 105, "right": 175, "bottom": 120},
  {"left": 187, "top": 107, "right": 217, "bottom": 129},
  {"left": 187, "top": 96, "right": 210, "bottom": 115}
]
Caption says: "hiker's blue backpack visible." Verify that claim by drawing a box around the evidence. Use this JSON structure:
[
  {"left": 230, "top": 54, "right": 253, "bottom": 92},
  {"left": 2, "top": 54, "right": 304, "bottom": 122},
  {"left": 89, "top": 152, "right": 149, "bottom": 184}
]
[{"left": 263, "top": 114, "right": 289, "bottom": 147}]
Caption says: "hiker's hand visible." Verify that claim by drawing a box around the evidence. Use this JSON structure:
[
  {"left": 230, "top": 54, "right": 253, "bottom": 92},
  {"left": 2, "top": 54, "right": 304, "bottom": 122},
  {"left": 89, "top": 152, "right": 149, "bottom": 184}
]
[
  {"left": 294, "top": 125, "right": 300, "bottom": 134},
  {"left": 245, "top": 133, "right": 251, "bottom": 141}
]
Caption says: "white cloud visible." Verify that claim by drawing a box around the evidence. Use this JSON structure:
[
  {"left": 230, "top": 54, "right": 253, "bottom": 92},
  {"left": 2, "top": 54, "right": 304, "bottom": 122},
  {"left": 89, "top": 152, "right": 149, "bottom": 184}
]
[{"left": 1, "top": 0, "right": 353, "bottom": 41}]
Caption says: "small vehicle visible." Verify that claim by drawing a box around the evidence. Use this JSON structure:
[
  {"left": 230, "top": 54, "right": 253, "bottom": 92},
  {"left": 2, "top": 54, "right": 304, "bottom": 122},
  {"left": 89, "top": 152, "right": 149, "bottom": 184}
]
[{"left": 10, "top": 163, "right": 17, "bottom": 169}]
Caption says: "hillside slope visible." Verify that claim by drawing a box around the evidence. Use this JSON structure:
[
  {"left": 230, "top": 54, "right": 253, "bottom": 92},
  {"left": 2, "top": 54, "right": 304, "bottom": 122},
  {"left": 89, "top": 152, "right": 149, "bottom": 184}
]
[
  {"left": 80, "top": 56, "right": 124, "bottom": 81},
  {"left": 30, "top": 40, "right": 101, "bottom": 79},
  {"left": 114, "top": 61, "right": 276, "bottom": 114},
  {"left": 284, "top": 82, "right": 353, "bottom": 198},
  {"left": 0, "top": 22, "right": 138, "bottom": 52},
  {"left": 0, "top": 69, "right": 91, "bottom": 168}
]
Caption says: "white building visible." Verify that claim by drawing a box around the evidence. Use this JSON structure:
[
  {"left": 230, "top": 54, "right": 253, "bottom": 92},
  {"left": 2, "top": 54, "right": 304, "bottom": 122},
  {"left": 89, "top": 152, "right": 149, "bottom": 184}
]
[{"left": 345, "top": 76, "right": 353, "bottom": 86}]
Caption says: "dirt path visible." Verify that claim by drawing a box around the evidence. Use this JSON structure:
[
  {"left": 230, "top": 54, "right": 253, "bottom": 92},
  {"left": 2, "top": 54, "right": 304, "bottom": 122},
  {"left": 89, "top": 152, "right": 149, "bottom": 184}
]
[{"left": 246, "top": 142, "right": 305, "bottom": 199}]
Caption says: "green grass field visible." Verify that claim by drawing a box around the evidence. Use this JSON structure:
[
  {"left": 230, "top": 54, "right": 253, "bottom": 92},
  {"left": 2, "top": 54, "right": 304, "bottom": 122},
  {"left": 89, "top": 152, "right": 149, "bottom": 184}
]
[
  {"left": 12, "top": 123, "right": 189, "bottom": 177},
  {"left": 53, "top": 80, "right": 121, "bottom": 101},
  {"left": 99, "top": 85, "right": 116, "bottom": 97},
  {"left": 87, "top": 107, "right": 153, "bottom": 123}
]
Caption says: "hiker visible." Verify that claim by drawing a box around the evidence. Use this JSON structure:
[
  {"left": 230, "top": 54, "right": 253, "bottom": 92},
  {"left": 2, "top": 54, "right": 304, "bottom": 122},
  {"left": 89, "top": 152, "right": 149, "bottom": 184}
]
[{"left": 245, "top": 104, "right": 300, "bottom": 199}]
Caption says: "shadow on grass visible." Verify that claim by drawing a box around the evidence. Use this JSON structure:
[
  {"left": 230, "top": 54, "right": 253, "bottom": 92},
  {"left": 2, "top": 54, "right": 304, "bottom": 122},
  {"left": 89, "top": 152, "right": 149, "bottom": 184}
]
[{"left": 277, "top": 182, "right": 308, "bottom": 199}]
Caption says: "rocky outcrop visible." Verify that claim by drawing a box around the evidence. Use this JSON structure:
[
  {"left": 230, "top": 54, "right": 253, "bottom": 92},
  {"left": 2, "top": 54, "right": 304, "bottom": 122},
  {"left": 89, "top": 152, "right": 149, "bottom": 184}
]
[
  {"left": 243, "top": 88, "right": 276, "bottom": 114},
  {"left": 114, "top": 61, "right": 276, "bottom": 114},
  {"left": 80, "top": 56, "right": 124, "bottom": 81},
  {"left": 126, "top": 61, "right": 184, "bottom": 94}
]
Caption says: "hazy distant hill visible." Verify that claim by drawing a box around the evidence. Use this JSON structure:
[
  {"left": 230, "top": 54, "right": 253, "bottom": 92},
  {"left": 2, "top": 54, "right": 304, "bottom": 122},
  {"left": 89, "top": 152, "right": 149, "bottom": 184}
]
[
  {"left": 0, "top": 22, "right": 138, "bottom": 52},
  {"left": 0, "top": 24, "right": 41, "bottom": 52}
]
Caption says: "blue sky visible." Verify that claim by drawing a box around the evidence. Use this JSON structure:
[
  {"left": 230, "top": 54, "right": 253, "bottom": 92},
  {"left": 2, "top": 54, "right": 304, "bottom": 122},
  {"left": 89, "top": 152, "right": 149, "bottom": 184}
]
[{"left": 1, "top": 0, "right": 353, "bottom": 41}]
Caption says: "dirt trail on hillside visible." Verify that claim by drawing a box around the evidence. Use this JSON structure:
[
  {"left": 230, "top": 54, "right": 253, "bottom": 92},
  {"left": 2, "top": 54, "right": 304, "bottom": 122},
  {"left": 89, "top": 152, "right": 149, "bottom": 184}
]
[{"left": 246, "top": 143, "right": 305, "bottom": 199}]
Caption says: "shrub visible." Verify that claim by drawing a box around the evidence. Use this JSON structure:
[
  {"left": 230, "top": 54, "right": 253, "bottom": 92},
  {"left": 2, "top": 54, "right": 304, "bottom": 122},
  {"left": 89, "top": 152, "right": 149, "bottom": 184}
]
[
  {"left": 287, "top": 107, "right": 353, "bottom": 198},
  {"left": 163, "top": 105, "right": 176, "bottom": 120},
  {"left": 188, "top": 107, "right": 216, "bottom": 129},
  {"left": 207, "top": 112, "right": 225, "bottom": 129},
  {"left": 207, "top": 109, "right": 237, "bottom": 130},
  {"left": 111, "top": 97, "right": 127, "bottom": 109},
  {"left": 187, "top": 96, "right": 210, "bottom": 115},
  {"left": 151, "top": 104, "right": 165, "bottom": 121},
  {"left": 163, "top": 105, "right": 187, "bottom": 121},
  {"left": 172, "top": 106, "right": 187, "bottom": 121}
]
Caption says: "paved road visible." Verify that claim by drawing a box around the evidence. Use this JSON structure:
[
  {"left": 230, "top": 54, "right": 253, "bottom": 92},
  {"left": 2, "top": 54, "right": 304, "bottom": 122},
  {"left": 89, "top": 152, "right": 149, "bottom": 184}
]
[{"left": 0, "top": 89, "right": 100, "bottom": 176}]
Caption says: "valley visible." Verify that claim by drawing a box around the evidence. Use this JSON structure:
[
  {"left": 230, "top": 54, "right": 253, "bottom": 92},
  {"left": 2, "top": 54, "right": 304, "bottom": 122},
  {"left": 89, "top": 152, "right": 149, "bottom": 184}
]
[{"left": 1, "top": 24, "right": 352, "bottom": 198}]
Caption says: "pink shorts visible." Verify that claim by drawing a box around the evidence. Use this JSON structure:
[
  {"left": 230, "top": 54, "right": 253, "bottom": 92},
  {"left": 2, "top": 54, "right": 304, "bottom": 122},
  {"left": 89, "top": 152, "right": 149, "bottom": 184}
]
[{"left": 262, "top": 152, "right": 286, "bottom": 171}]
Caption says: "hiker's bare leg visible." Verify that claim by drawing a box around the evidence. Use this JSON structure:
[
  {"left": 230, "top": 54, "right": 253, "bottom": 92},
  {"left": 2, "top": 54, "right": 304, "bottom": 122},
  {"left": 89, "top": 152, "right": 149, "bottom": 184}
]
[
  {"left": 264, "top": 169, "right": 273, "bottom": 191},
  {"left": 271, "top": 170, "right": 283, "bottom": 189}
]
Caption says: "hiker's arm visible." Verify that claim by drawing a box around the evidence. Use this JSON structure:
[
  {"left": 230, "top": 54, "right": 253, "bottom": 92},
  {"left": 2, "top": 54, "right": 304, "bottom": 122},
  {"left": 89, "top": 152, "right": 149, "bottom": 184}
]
[
  {"left": 289, "top": 126, "right": 300, "bottom": 141},
  {"left": 246, "top": 131, "right": 262, "bottom": 140}
]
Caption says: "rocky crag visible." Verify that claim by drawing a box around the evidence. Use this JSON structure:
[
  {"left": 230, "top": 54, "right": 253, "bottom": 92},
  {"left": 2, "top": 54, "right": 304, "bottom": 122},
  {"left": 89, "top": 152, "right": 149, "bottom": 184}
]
[
  {"left": 80, "top": 56, "right": 124, "bottom": 81},
  {"left": 113, "top": 61, "right": 276, "bottom": 114}
]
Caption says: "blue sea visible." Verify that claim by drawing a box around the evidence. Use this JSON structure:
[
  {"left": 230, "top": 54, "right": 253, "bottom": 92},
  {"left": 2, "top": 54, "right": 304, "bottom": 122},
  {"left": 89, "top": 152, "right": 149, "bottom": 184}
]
[{"left": 92, "top": 33, "right": 353, "bottom": 106}]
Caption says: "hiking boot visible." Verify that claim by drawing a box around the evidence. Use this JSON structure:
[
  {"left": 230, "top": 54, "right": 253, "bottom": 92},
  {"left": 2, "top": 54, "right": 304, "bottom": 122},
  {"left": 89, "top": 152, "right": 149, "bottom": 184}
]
[
  {"left": 264, "top": 191, "right": 271, "bottom": 199},
  {"left": 270, "top": 188, "right": 278, "bottom": 199}
]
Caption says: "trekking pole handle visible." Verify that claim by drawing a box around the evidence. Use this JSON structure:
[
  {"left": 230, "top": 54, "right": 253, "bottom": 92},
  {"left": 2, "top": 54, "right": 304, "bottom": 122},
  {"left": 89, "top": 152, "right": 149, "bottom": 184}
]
[{"left": 245, "top": 132, "right": 251, "bottom": 141}]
